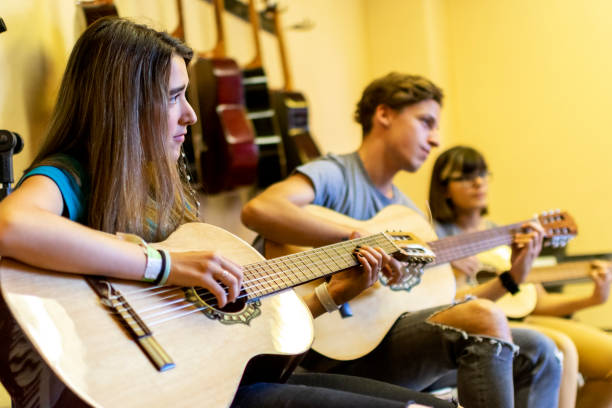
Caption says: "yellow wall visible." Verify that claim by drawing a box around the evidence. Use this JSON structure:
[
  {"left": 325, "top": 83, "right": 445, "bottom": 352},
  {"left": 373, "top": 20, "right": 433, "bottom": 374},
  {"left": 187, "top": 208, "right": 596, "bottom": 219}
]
[
  {"left": 366, "top": 0, "right": 612, "bottom": 255},
  {"left": 363, "top": 0, "right": 454, "bottom": 219},
  {"left": 443, "top": 0, "right": 612, "bottom": 255}
]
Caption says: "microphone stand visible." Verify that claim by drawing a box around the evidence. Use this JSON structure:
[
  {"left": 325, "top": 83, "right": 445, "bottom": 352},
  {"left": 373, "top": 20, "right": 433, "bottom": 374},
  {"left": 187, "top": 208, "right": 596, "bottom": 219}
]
[
  {"left": 0, "top": 19, "right": 24, "bottom": 200},
  {"left": 0, "top": 131, "right": 24, "bottom": 200}
]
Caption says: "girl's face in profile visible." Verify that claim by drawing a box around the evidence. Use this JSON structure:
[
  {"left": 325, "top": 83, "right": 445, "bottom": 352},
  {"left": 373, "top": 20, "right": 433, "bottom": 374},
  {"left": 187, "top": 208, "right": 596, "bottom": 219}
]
[{"left": 166, "top": 54, "right": 197, "bottom": 161}]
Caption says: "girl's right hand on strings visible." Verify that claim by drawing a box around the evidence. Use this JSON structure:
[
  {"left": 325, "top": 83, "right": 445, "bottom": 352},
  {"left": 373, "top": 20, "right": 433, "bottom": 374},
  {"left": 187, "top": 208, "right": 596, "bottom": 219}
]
[{"left": 165, "top": 251, "right": 243, "bottom": 307}]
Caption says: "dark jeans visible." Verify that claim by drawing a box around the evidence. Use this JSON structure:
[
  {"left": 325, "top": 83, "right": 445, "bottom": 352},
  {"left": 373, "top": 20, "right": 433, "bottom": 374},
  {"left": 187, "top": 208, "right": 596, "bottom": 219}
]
[
  {"left": 232, "top": 373, "right": 458, "bottom": 408},
  {"left": 301, "top": 303, "right": 562, "bottom": 408}
]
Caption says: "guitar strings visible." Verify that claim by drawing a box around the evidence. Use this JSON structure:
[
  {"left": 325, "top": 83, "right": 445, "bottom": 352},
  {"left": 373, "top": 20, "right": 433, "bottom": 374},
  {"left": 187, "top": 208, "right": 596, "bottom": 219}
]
[
  {"left": 117, "top": 234, "right": 397, "bottom": 301},
  {"left": 105, "top": 238, "right": 406, "bottom": 325},
  {"left": 114, "top": 230, "right": 521, "bottom": 318},
  {"left": 102, "top": 220, "right": 573, "bottom": 328},
  {"left": 117, "top": 247, "right": 366, "bottom": 308}
]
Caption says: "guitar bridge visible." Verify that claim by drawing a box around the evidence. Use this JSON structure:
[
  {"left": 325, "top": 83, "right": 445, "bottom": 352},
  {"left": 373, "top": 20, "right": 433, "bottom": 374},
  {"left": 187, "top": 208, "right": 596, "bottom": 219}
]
[{"left": 86, "top": 277, "right": 175, "bottom": 372}]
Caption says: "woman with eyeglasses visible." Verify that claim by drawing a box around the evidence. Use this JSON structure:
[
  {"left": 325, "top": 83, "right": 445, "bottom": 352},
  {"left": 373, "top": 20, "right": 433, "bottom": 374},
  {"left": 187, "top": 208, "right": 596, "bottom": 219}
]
[{"left": 429, "top": 145, "right": 612, "bottom": 408}]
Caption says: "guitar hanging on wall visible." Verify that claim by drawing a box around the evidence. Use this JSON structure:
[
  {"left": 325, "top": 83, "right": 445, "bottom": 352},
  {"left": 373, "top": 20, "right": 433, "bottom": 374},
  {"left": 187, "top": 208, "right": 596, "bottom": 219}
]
[
  {"left": 189, "top": 0, "right": 259, "bottom": 194},
  {"left": 243, "top": 0, "right": 287, "bottom": 188},
  {"left": 267, "top": 2, "right": 321, "bottom": 174},
  {"left": 78, "top": 0, "right": 118, "bottom": 26}
]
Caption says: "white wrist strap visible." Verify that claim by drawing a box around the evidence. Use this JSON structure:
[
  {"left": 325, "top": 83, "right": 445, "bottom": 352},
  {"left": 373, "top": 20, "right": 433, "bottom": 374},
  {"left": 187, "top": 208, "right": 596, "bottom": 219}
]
[{"left": 315, "top": 282, "right": 339, "bottom": 313}]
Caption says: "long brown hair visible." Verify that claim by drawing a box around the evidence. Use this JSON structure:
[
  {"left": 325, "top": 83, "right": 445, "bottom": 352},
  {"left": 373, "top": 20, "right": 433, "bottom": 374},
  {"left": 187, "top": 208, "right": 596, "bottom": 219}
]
[{"left": 29, "top": 17, "right": 196, "bottom": 241}]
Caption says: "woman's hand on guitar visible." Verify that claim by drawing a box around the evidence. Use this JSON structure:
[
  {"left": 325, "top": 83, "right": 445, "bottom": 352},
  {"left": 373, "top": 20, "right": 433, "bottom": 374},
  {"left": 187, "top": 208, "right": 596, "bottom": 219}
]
[
  {"left": 589, "top": 260, "right": 612, "bottom": 305},
  {"left": 165, "top": 251, "right": 244, "bottom": 307},
  {"left": 509, "top": 221, "right": 545, "bottom": 283},
  {"left": 327, "top": 245, "right": 389, "bottom": 305}
]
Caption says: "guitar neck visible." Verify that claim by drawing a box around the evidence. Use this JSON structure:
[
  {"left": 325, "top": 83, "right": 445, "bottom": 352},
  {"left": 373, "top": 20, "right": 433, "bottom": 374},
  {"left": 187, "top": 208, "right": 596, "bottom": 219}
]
[
  {"left": 527, "top": 260, "right": 593, "bottom": 286},
  {"left": 79, "top": 0, "right": 118, "bottom": 26},
  {"left": 210, "top": 0, "right": 227, "bottom": 57},
  {"left": 271, "top": 4, "right": 293, "bottom": 91},
  {"left": 244, "top": 233, "right": 398, "bottom": 300},
  {"left": 245, "top": 0, "right": 263, "bottom": 69},
  {"left": 172, "top": 0, "right": 185, "bottom": 41},
  {"left": 428, "top": 221, "right": 527, "bottom": 266}
]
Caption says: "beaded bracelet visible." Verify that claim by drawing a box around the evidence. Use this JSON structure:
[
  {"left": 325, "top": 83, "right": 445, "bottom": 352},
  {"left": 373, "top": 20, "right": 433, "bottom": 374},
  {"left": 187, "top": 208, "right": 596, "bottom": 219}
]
[{"left": 314, "top": 282, "right": 339, "bottom": 313}]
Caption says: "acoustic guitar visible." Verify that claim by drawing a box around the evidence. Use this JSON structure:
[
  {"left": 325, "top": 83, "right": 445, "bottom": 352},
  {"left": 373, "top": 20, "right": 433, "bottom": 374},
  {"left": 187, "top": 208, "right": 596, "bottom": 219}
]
[
  {"left": 472, "top": 248, "right": 606, "bottom": 318},
  {"left": 0, "top": 223, "right": 430, "bottom": 407},
  {"left": 264, "top": 205, "right": 577, "bottom": 360},
  {"left": 189, "top": 0, "right": 259, "bottom": 194},
  {"left": 267, "top": 2, "right": 321, "bottom": 174},
  {"left": 243, "top": 0, "right": 287, "bottom": 188}
]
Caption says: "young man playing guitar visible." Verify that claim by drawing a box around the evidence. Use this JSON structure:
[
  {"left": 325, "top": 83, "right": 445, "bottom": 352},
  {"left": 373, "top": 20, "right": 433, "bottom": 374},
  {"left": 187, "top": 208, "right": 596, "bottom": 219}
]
[{"left": 242, "top": 72, "right": 562, "bottom": 408}]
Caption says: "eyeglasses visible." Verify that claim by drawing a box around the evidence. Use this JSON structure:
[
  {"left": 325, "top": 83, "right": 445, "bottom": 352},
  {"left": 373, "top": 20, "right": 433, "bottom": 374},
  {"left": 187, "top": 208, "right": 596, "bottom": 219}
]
[{"left": 446, "top": 170, "right": 491, "bottom": 184}]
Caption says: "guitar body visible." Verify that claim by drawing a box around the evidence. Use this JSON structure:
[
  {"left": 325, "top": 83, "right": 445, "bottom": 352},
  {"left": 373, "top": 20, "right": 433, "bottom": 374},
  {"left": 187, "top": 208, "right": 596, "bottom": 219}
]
[
  {"left": 265, "top": 205, "right": 456, "bottom": 361},
  {"left": 473, "top": 249, "right": 593, "bottom": 319},
  {"left": 0, "top": 223, "right": 313, "bottom": 407},
  {"left": 471, "top": 246, "right": 539, "bottom": 318},
  {"left": 271, "top": 90, "right": 321, "bottom": 173},
  {"left": 190, "top": 58, "right": 259, "bottom": 194},
  {"left": 496, "top": 283, "right": 539, "bottom": 319},
  {"left": 243, "top": 67, "right": 287, "bottom": 188}
]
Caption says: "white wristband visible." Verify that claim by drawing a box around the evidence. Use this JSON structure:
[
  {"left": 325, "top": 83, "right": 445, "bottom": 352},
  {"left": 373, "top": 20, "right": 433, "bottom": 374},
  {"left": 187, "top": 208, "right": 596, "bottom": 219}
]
[
  {"left": 314, "top": 282, "right": 339, "bottom": 313},
  {"left": 143, "top": 245, "right": 163, "bottom": 282}
]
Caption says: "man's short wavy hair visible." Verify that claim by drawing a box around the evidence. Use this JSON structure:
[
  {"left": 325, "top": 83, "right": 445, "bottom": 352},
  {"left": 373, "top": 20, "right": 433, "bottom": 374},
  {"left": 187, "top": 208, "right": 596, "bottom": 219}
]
[{"left": 354, "top": 73, "right": 443, "bottom": 137}]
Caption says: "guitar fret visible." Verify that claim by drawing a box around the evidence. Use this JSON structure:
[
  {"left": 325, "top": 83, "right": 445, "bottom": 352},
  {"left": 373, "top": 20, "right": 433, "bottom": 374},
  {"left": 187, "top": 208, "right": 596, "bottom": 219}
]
[
  {"left": 293, "top": 255, "right": 314, "bottom": 282},
  {"left": 322, "top": 247, "right": 344, "bottom": 271},
  {"left": 291, "top": 253, "right": 315, "bottom": 281},
  {"left": 429, "top": 223, "right": 523, "bottom": 265},
  {"left": 281, "top": 257, "right": 302, "bottom": 286},
  {"left": 242, "top": 232, "right": 415, "bottom": 300},
  {"left": 333, "top": 245, "right": 354, "bottom": 269},
  {"left": 253, "top": 263, "right": 276, "bottom": 294}
]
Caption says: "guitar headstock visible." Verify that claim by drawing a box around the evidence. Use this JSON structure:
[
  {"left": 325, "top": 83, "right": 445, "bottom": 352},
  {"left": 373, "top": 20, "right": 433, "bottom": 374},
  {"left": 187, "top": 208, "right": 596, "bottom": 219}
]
[
  {"left": 384, "top": 231, "right": 436, "bottom": 264},
  {"left": 537, "top": 210, "right": 578, "bottom": 248},
  {"left": 380, "top": 231, "right": 436, "bottom": 292}
]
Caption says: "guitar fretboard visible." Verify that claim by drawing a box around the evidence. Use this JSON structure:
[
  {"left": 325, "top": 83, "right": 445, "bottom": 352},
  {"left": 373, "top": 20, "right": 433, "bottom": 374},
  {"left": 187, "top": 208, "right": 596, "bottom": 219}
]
[
  {"left": 527, "top": 260, "right": 592, "bottom": 285},
  {"left": 428, "top": 222, "right": 525, "bottom": 266},
  {"left": 243, "top": 233, "right": 398, "bottom": 300}
]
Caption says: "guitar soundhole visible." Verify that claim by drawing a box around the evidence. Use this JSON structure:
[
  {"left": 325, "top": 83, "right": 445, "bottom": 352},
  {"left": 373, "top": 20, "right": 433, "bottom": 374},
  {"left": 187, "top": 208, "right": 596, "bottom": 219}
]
[
  {"left": 194, "top": 286, "right": 248, "bottom": 313},
  {"left": 183, "top": 286, "right": 261, "bottom": 325}
]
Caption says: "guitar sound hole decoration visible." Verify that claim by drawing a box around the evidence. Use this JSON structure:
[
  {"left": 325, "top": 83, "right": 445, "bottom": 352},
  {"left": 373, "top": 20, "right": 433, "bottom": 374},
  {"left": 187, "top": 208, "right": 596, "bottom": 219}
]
[
  {"left": 182, "top": 286, "right": 261, "bottom": 325},
  {"left": 378, "top": 262, "right": 426, "bottom": 292}
]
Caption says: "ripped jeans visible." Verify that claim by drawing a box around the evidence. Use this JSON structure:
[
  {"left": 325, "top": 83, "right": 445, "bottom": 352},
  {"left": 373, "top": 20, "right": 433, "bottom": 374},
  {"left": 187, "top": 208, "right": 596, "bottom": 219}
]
[{"left": 299, "top": 303, "right": 562, "bottom": 408}]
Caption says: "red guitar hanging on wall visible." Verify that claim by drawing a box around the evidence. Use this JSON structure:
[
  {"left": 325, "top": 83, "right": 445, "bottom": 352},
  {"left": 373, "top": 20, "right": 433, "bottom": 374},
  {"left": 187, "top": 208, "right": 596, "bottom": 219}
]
[{"left": 189, "top": 0, "right": 259, "bottom": 194}]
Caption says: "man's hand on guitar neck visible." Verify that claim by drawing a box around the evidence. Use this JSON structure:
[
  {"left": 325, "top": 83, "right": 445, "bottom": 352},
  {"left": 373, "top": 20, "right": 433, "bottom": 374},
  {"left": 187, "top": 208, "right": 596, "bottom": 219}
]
[
  {"left": 456, "top": 221, "right": 544, "bottom": 301},
  {"left": 588, "top": 260, "right": 612, "bottom": 305},
  {"left": 305, "top": 231, "right": 397, "bottom": 318},
  {"left": 509, "top": 221, "right": 545, "bottom": 284}
]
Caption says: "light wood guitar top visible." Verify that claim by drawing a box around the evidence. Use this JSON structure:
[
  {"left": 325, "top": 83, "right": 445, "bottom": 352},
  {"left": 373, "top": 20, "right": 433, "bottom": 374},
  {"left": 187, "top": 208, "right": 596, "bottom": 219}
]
[{"left": 0, "top": 222, "right": 313, "bottom": 407}]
